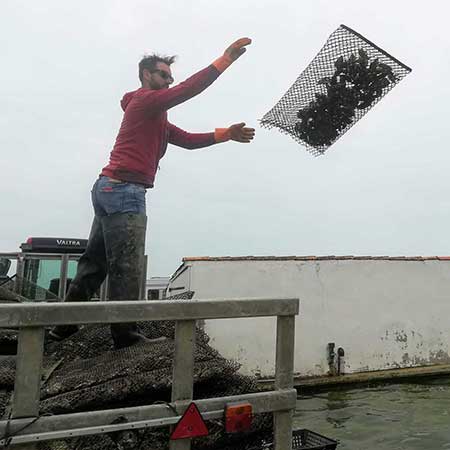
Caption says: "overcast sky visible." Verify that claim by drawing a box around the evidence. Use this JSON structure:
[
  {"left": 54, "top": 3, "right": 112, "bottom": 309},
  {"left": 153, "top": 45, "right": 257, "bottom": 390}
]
[{"left": 2, "top": 0, "right": 450, "bottom": 276}]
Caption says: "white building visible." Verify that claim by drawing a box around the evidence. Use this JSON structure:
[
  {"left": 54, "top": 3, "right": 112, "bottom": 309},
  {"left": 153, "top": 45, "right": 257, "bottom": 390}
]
[
  {"left": 145, "top": 276, "right": 170, "bottom": 300},
  {"left": 168, "top": 256, "right": 450, "bottom": 381}
]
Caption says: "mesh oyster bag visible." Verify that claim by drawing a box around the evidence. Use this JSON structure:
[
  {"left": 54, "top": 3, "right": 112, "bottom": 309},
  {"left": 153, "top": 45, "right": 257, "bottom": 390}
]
[{"left": 260, "top": 24, "right": 412, "bottom": 155}]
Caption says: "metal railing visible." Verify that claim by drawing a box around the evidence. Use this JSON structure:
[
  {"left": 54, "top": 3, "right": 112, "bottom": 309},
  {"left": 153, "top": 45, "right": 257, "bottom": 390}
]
[{"left": 0, "top": 297, "right": 299, "bottom": 450}]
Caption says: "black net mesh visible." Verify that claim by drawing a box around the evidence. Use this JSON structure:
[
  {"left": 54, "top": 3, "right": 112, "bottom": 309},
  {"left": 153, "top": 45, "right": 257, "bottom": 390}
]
[
  {"left": 0, "top": 291, "right": 276, "bottom": 450},
  {"left": 0, "top": 390, "right": 11, "bottom": 419},
  {"left": 0, "top": 356, "right": 15, "bottom": 390},
  {"left": 39, "top": 329, "right": 240, "bottom": 416},
  {"left": 260, "top": 24, "right": 412, "bottom": 155}
]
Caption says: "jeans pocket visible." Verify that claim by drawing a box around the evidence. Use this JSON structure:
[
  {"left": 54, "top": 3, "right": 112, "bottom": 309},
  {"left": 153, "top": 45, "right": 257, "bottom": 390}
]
[
  {"left": 122, "top": 184, "right": 146, "bottom": 215},
  {"left": 96, "top": 180, "right": 125, "bottom": 215}
]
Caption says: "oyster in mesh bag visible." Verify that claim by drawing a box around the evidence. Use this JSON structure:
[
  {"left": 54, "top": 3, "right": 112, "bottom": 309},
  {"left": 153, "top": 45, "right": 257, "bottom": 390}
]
[{"left": 260, "top": 25, "right": 412, "bottom": 155}]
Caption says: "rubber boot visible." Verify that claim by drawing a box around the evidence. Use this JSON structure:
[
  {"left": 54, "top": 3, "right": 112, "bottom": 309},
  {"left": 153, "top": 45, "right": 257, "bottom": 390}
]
[
  {"left": 102, "top": 213, "right": 148, "bottom": 349},
  {"left": 49, "top": 217, "right": 107, "bottom": 341}
]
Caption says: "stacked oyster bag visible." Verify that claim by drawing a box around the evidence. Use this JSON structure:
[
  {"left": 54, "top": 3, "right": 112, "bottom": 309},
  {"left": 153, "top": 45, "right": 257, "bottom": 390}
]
[{"left": 260, "top": 24, "right": 412, "bottom": 155}]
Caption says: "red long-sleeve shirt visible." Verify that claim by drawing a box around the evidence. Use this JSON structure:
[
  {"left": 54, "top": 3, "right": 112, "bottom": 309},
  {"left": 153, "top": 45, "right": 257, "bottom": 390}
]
[{"left": 101, "top": 64, "right": 221, "bottom": 187}]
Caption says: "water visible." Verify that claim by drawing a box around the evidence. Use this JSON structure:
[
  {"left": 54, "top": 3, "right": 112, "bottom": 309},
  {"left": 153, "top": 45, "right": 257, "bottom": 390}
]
[{"left": 294, "top": 377, "right": 450, "bottom": 449}]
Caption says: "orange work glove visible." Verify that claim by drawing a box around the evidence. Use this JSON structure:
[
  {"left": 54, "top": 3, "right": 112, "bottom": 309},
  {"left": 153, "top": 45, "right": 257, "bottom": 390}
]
[
  {"left": 213, "top": 38, "right": 252, "bottom": 73},
  {"left": 215, "top": 123, "right": 255, "bottom": 143}
]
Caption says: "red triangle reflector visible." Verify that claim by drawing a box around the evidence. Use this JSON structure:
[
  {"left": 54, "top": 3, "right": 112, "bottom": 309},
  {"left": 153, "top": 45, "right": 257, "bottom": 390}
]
[{"left": 170, "top": 402, "right": 209, "bottom": 440}]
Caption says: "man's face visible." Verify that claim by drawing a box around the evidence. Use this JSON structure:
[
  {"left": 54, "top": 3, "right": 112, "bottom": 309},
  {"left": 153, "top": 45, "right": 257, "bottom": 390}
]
[{"left": 146, "top": 62, "right": 174, "bottom": 90}]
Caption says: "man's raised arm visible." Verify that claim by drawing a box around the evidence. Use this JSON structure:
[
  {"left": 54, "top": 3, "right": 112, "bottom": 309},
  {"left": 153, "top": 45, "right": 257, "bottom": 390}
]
[{"left": 138, "top": 38, "right": 252, "bottom": 114}]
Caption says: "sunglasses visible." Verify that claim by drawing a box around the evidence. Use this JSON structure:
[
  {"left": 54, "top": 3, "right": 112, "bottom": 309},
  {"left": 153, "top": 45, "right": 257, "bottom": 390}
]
[{"left": 151, "top": 69, "right": 174, "bottom": 83}]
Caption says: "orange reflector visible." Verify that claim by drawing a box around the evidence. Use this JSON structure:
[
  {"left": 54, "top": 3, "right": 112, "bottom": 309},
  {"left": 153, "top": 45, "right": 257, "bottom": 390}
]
[
  {"left": 170, "top": 402, "right": 209, "bottom": 440},
  {"left": 225, "top": 402, "right": 253, "bottom": 433}
]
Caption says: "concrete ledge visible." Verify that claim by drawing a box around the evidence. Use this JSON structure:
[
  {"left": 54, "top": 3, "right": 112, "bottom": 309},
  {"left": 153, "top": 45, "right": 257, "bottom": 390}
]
[{"left": 258, "top": 364, "right": 450, "bottom": 390}]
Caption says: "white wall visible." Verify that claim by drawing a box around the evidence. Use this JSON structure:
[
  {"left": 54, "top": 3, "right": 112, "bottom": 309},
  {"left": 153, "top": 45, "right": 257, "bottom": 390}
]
[
  {"left": 178, "top": 259, "right": 450, "bottom": 378},
  {"left": 168, "top": 265, "right": 191, "bottom": 295}
]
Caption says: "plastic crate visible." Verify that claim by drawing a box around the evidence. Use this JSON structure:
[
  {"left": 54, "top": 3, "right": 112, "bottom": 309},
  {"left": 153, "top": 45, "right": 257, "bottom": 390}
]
[
  {"left": 246, "top": 428, "right": 338, "bottom": 450},
  {"left": 291, "top": 429, "right": 338, "bottom": 450}
]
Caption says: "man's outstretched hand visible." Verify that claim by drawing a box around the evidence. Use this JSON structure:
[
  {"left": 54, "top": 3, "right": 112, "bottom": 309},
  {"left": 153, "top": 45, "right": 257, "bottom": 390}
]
[
  {"left": 224, "top": 38, "right": 252, "bottom": 62},
  {"left": 214, "top": 123, "right": 255, "bottom": 144},
  {"left": 229, "top": 122, "right": 255, "bottom": 143}
]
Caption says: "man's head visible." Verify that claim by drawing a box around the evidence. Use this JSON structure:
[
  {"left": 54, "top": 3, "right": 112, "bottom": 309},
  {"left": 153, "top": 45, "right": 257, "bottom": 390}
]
[{"left": 139, "top": 54, "right": 176, "bottom": 90}]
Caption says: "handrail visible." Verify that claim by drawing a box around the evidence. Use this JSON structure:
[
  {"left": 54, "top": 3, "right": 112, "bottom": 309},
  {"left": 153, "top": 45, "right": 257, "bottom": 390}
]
[
  {"left": 0, "top": 252, "right": 82, "bottom": 260},
  {"left": 0, "top": 298, "right": 299, "bottom": 327},
  {"left": 0, "top": 253, "right": 20, "bottom": 259}
]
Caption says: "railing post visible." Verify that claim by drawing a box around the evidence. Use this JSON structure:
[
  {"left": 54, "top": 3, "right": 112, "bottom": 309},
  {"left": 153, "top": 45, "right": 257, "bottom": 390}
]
[
  {"left": 11, "top": 326, "right": 45, "bottom": 450},
  {"left": 274, "top": 315, "right": 295, "bottom": 450},
  {"left": 139, "top": 255, "right": 148, "bottom": 300},
  {"left": 58, "top": 254, "right": 69, "bottom": 299},
  {"left": 170, "top": 319, "right": 196, "bottom": 450},
  {"left": 14, "top": 256, "right": 25, "bottom": 295}
]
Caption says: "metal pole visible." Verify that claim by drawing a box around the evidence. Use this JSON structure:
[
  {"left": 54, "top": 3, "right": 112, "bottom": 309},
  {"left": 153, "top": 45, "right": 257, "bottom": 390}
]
[
  {"left": 0, "top": 390, "right": 297, "bottom": 440},
  {"left": 169, "top": 320, "right": 196, "bottom": 450},
  {"left": 273, "top": 315, "right": 295, "bottom": 450},
  {"left": 14, "top": 255, "right": 25, "bottom": 295},
  {"left": 58, "top": 254, "right": 69, "bottom": 299},
  {"left": 140, "top": 255, "right": 148, "bottom": 300},
  {"left": 11, "top": 326, "right": 45, "bottom": 450}
]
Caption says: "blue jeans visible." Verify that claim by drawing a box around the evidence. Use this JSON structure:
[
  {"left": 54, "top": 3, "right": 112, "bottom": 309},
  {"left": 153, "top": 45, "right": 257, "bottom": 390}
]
[{"left": 91, "top": 176, "right": 147, "bottom": 216}]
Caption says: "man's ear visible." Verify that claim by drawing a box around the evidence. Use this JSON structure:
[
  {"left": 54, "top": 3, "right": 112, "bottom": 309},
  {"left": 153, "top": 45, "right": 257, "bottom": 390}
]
[{"left": 142, "top": 68, "right": 152, "bottom": 82}]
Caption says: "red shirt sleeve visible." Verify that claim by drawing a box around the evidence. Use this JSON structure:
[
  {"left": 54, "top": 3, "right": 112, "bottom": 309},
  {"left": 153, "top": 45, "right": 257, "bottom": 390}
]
[
  {"left": 136, "top": 65, "right": 220, "bottom": 114},
  {"left": 168, "top": 123, "right": 216, "bottom": 149}
]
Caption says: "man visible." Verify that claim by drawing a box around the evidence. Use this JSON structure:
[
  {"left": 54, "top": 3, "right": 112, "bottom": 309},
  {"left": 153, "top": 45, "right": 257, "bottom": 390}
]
[{"left": 50, "top": 38, "right": 255, "bottom": 349}]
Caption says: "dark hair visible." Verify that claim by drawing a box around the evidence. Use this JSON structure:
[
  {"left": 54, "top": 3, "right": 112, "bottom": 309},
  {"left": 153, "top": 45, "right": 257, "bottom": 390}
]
[{"left": 138, "top": 54, "right": 177, "bottom": 82}]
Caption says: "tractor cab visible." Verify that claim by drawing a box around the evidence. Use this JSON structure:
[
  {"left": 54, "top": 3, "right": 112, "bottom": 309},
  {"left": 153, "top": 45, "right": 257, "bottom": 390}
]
[{"left": 0, "top": 237, "right": 88, "bottom": 302}]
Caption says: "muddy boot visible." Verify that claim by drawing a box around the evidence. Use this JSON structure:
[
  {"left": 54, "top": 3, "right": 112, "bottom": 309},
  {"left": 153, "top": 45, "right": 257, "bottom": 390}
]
[
  {"left": 50, "top": 217, "right": 107, "bottom": 341},
  {"left": 102, "top": 213, "right": 148, "bottom": 349},
  {"left": 48, "top": 324, "right": 79, "bottom": 341},
  {"left": 110, "top": 326, "right": 167, "bottom": 350}
]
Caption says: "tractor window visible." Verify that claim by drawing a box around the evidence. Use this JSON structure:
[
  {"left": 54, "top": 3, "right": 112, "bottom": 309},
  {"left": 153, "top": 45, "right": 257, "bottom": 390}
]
[
  {"left": 0, "top": 258, "right": 11, "bottom": 277},
  {"left": 148, "top": 289, "right": 160, "bottom": 300},
  {"left": 36, "top": 259, "right": 78, "bottom": 292},
  {"left": 23, "top": 258, "right": 79, "bottom": 300},
  {"left": 37, "top": 260, "right": 61, "bottom": 290}
]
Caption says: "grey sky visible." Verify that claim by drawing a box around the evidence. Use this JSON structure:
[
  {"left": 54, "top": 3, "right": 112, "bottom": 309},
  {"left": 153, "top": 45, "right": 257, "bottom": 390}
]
[{"left": 2, "top": 0, "right": 449, "bottom": 276}]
